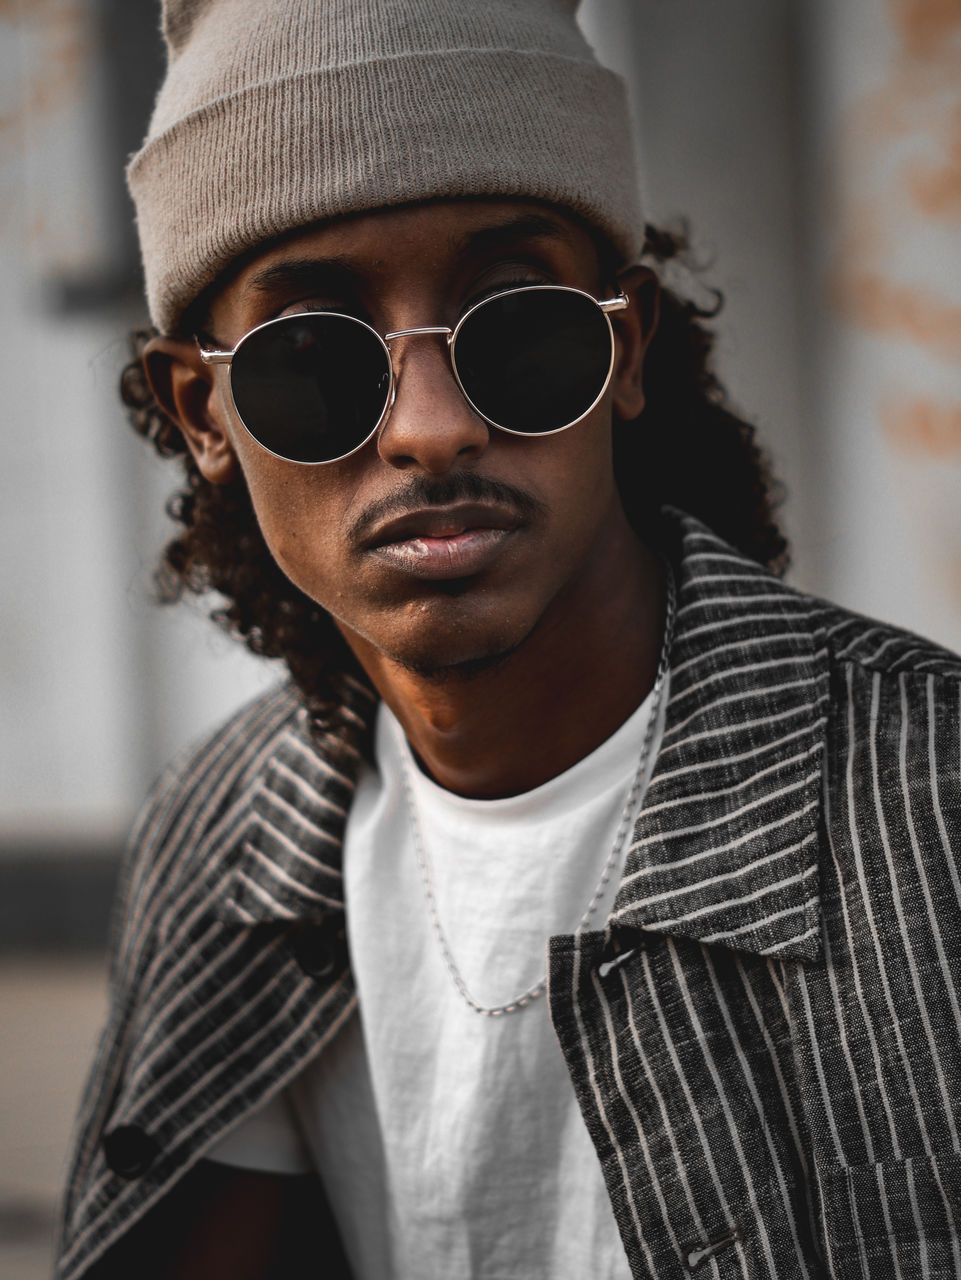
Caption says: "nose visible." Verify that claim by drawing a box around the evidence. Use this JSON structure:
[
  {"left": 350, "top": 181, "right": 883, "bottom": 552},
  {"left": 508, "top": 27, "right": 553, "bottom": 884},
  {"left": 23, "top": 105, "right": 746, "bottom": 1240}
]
[{"left": 376, "top": 332, "right": 490, "bottom": 474}]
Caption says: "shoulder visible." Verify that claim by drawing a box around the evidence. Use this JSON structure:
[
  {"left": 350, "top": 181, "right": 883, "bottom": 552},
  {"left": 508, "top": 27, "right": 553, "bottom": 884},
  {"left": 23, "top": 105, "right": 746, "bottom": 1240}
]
[
  {"left": 108, "top": 683, "right": 305, "bottom": 973},
  {"left": 665, "top": 513, "right": 961, "bottom": 823},
  {"left": 813, "top": 600, "right": 961, "bottom": 683},
  {"left": 670, "top": 510, "right": 961, "bottom": 685},
  {"left": 130, "top": 681, "right": 305, "bottom": 864},
  {"left": 808, "top": 601, "right": 961, "bottom": 827},
  {"left": 799, "top": 596, "right": 961, "bottom": 758}
]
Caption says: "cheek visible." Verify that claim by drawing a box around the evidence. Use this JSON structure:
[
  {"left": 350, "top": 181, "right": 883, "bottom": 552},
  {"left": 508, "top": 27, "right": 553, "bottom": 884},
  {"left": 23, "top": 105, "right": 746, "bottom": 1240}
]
[
  {"left": 234, "top": 452, "right": 346, "bottom": 588},
  {"left": 541, "top": 415, "right": 618, "bottom": 520}
]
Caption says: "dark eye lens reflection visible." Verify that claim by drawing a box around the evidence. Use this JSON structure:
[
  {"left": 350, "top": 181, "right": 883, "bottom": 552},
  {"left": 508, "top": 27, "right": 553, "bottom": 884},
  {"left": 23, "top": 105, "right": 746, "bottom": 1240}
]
[
  {"left": 231, "top": 314, "right": 392, "bottom": 463},
  {"left": 453, "top": 289, "right": 612, "bottom": 434}
]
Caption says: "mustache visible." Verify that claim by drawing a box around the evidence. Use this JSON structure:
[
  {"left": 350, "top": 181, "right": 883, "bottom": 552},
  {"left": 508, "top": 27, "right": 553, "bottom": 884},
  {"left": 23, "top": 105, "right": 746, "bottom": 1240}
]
[{"left": 347, "top": 473, "right": 545, "bottom": 546}]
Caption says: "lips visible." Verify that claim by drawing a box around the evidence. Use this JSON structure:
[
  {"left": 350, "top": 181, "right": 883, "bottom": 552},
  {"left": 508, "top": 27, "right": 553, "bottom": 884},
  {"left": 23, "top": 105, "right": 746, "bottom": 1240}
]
[{"left": 364, "top": 502, "right": 522, "bottom": 579}]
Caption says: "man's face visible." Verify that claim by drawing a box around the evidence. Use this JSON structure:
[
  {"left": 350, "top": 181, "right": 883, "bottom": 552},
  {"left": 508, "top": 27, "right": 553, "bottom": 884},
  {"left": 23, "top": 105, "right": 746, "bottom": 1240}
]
[{"left": 194, "top": 201, "right": 650, "bottom": 677}]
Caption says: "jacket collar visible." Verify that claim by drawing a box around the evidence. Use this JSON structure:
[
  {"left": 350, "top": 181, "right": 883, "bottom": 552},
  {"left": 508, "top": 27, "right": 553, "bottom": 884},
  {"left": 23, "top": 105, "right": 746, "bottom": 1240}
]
[
  {"left": 217, "top": 513, "right": 830, "bottom": 962},
  {"left": 215, "top": 675, "right": 374, "bottom": 926},
  {"left": 612, "top": 514, "right": 829, "bottom": 963}
]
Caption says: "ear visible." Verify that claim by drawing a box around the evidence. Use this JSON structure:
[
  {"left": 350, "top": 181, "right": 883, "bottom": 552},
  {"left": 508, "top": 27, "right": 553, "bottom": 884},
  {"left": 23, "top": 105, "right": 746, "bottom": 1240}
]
[
  {"left": 142, "top": 334, "right": 238, "bottom": 485},
  {"left": 609, "top": 266, "right": 659, "bottom": 423}
]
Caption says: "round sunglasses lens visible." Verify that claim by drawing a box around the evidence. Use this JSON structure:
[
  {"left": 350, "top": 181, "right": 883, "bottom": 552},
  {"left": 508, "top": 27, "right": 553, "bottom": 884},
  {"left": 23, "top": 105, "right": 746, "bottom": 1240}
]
[
  {"left": 230, "top": 315, "right": 391, "bottom": 463},
  {"left": 453, "top": 288, "right": 613, "bottom": 434}
]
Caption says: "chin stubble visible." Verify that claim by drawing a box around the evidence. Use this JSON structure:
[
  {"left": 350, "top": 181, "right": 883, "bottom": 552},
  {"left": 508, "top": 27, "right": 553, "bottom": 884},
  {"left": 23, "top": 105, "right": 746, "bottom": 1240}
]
[{"left": 398, "top": 645, "right": 519, "bottom": 683}]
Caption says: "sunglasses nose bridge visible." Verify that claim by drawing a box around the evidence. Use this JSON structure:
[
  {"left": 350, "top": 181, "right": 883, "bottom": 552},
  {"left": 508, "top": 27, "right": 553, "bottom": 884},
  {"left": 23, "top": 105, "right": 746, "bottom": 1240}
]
[
  {"left": 376, "top": 325, "right": 491, "bottom": 473},
  {"left": 380, "top": 324, "right": 459, "bottom": 412},
  {"left": 383, "top": 324, "right": 454, "bottom": 343}
]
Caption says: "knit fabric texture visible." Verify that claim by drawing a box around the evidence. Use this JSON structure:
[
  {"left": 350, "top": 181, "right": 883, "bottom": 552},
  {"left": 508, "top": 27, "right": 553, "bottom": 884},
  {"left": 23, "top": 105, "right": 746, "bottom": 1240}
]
[{"left": 128, "top": 0, "right": 644, "bottom": 334}]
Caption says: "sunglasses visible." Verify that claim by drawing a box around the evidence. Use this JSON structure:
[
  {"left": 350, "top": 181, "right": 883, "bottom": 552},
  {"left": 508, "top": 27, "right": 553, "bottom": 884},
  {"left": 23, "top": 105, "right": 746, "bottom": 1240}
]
[{"left": 198, "top": 284, "right": 628, "bottom": 465}]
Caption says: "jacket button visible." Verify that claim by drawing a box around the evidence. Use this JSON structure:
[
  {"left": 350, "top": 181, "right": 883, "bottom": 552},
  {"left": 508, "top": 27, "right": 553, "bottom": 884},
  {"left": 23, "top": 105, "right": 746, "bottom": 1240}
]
[
  {"left": 102, "top": 1125, "right": 159, "bottom": 1178},
  {"left": 290, "top": 921, "right": 347, "bottom": 980}
]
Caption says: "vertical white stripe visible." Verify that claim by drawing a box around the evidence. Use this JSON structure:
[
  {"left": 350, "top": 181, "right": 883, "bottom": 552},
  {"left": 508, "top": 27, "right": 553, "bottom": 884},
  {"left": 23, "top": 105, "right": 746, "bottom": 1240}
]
[
  {"left": 810, "top": 766, "right": 874, "bottom": 1164},
  {"left": 764, "top": 957, "right": 789, "bottom": 1020},
  {"left": 569, "top": 943, "right": 656, "bottom": 1274},
  {"left": 792, "top": 962, "right": 847, "bottom": 1165},
  {"left": 590, "top": 968, "right": 686, "bottom": 1265},
  {"left": 639, "top": 945, "right": 744, "bottom": 1272},
  {"left": 617, "top": 965, "right": 709, "bottom": 1241},
  {"left": 901, "top": 678, "right": 961, "bottom": 1046},
  {"left": 894, "top": 674, "right": 961, "bottom": 1150},
  {"left": 701, "top": 950, "right": 813, "bottom": 1277},
  {"left": 871, "top": 1161, "right": 907, "bottom": 1280},
  {"left": 834, "top": 666, "right": 902, "bottom": 1155},
  {"left": 902, "top": 1160, "right": 928, "bottom": 1277},
  {"left": 828, "top": 667, "right": 905, "bottom": 1280},
  {"left": 862, "top": 673, "right": 939, "bottom": 1170},
  {"left": 738, "top": 958, "right": 823, "bottom": 1257},
  {"left": 927, "top": 677, "right": 961, "bottom": 915},
  {"left": 668, "top": 942, "right": 776, "bottom": 1279},
  {"left": 929, "top": 1155, "right": 961, "bottom": 1275},
  {"left": 829, "top": 1163, "right": 871, "bottom": 1280}
]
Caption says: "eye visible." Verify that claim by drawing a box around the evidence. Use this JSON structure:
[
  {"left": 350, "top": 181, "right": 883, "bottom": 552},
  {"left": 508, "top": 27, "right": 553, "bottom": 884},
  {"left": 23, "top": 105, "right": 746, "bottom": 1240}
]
[{"left": 463, "top": 275, "right": 553, "bottom": 313}]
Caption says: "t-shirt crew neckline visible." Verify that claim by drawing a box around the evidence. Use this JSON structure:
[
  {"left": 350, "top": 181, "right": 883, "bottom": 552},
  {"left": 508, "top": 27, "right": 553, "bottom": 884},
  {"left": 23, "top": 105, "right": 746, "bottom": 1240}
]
[
  {"left": 388, "top": 675, "right": 663, "bottom": 823},
  {"left": 377, "top": 673, "right": 667, "bottom": 1008}
]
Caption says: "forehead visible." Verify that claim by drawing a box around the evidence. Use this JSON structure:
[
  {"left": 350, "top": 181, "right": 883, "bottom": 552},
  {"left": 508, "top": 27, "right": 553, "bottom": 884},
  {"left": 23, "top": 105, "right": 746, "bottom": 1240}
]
[{"left": 211, "top": 199, "right": 604, "bottom": 324}]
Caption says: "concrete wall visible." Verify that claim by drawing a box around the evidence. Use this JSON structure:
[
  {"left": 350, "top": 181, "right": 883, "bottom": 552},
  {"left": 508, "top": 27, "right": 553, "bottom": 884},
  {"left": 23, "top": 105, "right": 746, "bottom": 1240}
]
[
  {"left": 583, "top": 0, "right": 961, "bottom": 646},
  {"left": 1, "top": 0, "right": 276, "bottom": 852},
  {"left": 2, "top": 0, "right": 960, "bottom": 850}
]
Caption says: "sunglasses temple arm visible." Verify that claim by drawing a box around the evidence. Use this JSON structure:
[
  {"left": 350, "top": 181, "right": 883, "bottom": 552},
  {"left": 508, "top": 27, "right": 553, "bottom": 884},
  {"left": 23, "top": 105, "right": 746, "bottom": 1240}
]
[{"left": 599, "top": 294, "right": 629, "bottom": 314}]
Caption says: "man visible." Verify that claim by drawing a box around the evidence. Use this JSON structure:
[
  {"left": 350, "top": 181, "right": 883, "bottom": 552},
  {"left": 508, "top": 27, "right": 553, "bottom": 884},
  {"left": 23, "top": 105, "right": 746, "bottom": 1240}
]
[{"left": 58, "top": 1, "right": 961, "bottom": 1278}]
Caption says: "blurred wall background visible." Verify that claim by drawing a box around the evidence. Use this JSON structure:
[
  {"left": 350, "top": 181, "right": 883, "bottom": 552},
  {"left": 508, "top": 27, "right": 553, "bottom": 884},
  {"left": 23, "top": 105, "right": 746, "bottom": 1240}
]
[{"left": 1, "top": 1, "right": 959, "bottom": 1275}]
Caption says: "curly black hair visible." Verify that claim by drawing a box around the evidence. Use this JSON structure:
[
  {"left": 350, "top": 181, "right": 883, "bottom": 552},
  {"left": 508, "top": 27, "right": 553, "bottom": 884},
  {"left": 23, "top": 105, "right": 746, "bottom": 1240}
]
[{"left": 121, "top": 222, "right": 788, "bottom": 730}]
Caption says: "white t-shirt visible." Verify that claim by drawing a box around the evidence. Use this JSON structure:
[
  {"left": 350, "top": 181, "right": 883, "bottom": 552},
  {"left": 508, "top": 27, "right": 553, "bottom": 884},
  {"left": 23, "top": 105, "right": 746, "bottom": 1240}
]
[{"left": 208, "top": 683, "right": 667, "bottom": 1278}]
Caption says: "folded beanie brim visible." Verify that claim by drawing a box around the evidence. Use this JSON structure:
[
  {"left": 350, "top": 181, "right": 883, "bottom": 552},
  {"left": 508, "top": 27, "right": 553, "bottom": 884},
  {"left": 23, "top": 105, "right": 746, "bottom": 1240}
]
[{"left": 129, "top": 49, "right": 642, "bottom": 332}]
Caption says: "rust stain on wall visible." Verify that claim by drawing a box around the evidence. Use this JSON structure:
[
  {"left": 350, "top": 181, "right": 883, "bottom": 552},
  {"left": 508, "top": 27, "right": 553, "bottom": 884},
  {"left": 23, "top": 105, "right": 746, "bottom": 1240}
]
[
  {"left": 907, "top": 96, "right": 961, "bottom": 219},
  {"left": 889, "top": 0, "right": 961, "bottom": 57},
  {"left": 883, "top": 397, "right": 961, "bottom": 455},
  {"left": 833, "top": 272, "right": 961, "bottom": 361},
  {"left": 0, "top": 1, "right": 87, "bottom": 142},
  {"left": 827, "top": 0, "right": 961, "bottom": 405}
]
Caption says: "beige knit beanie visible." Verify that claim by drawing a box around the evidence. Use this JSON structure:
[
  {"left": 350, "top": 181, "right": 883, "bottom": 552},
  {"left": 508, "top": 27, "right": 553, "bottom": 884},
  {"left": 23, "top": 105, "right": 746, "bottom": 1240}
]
[{"left": 129, "top": 0, "right": 643, "bottom": 335}]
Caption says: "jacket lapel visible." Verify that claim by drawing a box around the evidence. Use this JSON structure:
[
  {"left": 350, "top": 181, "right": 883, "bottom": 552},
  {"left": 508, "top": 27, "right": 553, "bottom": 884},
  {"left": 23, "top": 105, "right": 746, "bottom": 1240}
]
[
  {"left": 215, "top": 676, "right": 376, "bottom": 925},
  {"left": 613, "top": 515, "right": 830, "bottom": 963}
]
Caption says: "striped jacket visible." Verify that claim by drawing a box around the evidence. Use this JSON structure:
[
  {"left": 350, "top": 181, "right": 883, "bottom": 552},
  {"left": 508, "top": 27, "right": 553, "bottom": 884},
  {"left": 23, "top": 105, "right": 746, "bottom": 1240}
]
[{"left": 58, "top": 512, "right": 961, "bottom": 1280}]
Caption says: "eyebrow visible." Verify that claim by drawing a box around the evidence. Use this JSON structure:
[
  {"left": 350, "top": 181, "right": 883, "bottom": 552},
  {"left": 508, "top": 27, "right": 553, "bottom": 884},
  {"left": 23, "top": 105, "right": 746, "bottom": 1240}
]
[
  {"left": 245, "top": 256, "right": 366, "bottom": 299},
  {"left": 449, "top": 212, "right": 574, "bottom": 260},
  {"left": 243, "top": 212, "right": 574, "bottom": 303}
]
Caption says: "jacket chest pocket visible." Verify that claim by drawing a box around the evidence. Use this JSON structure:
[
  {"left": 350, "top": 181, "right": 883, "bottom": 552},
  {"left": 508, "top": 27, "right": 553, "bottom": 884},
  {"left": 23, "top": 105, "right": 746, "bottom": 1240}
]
[{"left": 819, "top": 1150, "right": 961, "bottom": 1279}]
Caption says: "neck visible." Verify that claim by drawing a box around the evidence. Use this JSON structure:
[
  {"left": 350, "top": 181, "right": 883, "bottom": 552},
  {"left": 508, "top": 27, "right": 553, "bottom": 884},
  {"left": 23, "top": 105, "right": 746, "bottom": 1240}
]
[{"left": 343, "top": 531, "right": 667, "bottom": 800}]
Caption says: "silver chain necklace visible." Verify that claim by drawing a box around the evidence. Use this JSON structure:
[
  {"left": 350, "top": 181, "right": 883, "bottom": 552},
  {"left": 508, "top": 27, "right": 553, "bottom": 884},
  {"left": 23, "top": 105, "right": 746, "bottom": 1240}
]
[{"left": 398, "top": 563, "right": 676, "bottom": 1018}]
